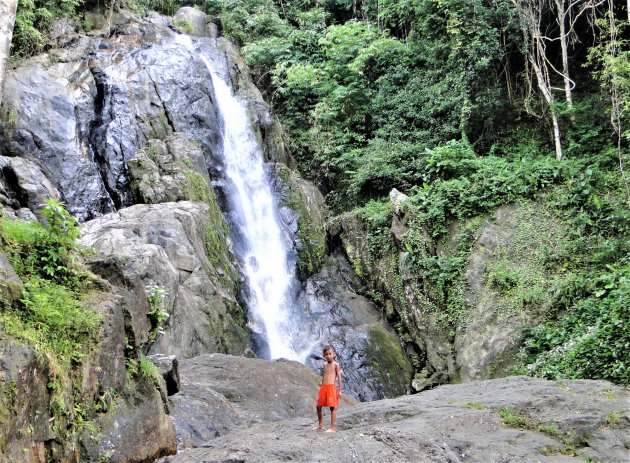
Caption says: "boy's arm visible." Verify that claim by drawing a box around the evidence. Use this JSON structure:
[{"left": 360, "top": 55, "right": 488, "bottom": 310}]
[{"left": 335, "top": 363, "right": 342, "bottom": 395}]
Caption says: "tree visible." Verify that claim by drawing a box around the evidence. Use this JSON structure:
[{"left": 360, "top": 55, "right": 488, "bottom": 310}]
[
  {"left": 0, "top": 0, "right": 18, "bottom": 104},
  {"left": 512, "top": 0, "right": 564, "bottom": 160},
  {"left": 512, "top": 0, "right": 606, "bottom": 160}
]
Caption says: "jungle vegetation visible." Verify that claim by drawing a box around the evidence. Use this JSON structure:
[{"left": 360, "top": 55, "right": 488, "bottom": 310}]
[{"left": 9, "top": 0, "right": 630, "bottom": 385}]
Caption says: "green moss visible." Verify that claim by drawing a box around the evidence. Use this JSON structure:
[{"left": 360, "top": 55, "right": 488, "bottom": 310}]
[
  {"left": 466, "top": 401, "right": 485, "bottom": 410},
  {"left": 366, "top": 325, "right": 413, "bottom": 397},
  {"left": 173, "top": 18, "right": 196, "bottom": 35},
  {"left": 603, "top": 410, "right": 626, "bottom": 427},
  {"left": 499, "top": 407, "right": 534, "bottom": 428},
  {"left": 183, "top": 171, "right": 213, "bottom": 204},
  {"left": 483, "top": 202, "right": 571, "bottom": 319},
  {"left": 275, "top": 165, "right": 326, "bottom": 279},
  {"left": 138, "top": 356, "right": 160, "bottom": 382},
  {"left": 145, "top": 143, "right": 160, "bottom": 163}
]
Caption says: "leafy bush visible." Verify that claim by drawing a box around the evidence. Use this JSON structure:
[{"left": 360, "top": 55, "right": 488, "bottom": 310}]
[
  {"left": 517, "top": 261, "right": 630, "bottom": 385},
  {"left": 3, "top": 277, "right": 100, "bottom": 367},
  {"left": 3, "top": 199, "right": 81, "bottom": 285},
  {"left": 145, "top": 284, "right": 168, "bottom": 339},
  {"left": 13, "top": 0, "right": 84, "bottom": 57},
  {"left": 0, "top": 200, "right": 99, "bottom": 375}
]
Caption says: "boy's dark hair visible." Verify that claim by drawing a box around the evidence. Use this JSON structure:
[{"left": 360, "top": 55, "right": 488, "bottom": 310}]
[{"left": 323, "top": 345, "right": 335, "bottom": 354}]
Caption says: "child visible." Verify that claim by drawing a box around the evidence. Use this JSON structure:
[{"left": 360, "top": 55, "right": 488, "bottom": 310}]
[{"left": 314, "top": 345, "right": 342, "bottom": 432}]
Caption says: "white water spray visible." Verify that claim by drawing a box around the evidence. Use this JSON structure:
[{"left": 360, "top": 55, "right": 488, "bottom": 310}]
[{"left": 175, "top": 34, "right": 310, "bottom": 361}]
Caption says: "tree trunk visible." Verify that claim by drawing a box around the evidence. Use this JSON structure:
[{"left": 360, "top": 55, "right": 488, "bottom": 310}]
[
  {"left": 531, "top": 55, "right": 563, "bottom": 160},
  {"left": 0, "top": 0, "right": 18, "bottom": 105},
  {"left": 554, "top": 0, "right": 574, "bottom": 111}
]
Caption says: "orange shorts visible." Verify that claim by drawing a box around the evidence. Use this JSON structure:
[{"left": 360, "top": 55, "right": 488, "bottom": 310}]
[{"left": 316, "top": 384, "right": 339, "bottom": 408}]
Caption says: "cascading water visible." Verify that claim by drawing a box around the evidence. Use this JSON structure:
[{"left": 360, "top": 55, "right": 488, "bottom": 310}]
[{"left": 175, "top": 34, "right": 313, "bottom": 361}]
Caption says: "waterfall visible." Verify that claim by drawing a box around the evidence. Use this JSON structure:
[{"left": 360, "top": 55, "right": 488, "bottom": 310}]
[{"left": 175, "top": 34, "right": 311, "bottom": 362}]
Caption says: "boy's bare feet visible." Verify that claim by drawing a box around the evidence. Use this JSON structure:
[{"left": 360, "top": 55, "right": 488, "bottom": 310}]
[
  {"left": 325, "top": 428, "right": 336, "bottom": 433},
  {"left": 312, "top": 424, "right": 324, "bottom": 431}
]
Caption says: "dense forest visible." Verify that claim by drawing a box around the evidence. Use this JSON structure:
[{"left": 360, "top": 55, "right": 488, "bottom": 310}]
[{"left": 5, "top": 0, "right": 630, "bottom": 387}]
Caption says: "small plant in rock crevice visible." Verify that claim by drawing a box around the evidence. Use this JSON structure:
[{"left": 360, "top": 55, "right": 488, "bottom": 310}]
[{"left": 145, "top": 284, "right": 169, "bottom": 340}]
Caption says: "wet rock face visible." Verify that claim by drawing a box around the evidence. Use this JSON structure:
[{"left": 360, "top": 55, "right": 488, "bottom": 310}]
[
  {"left": 161, "top": 376, "right": 630, "bottom": 463},
  {"left": 300, "top": 254, "right": 413, "bottom": 401},
  {"left": 0, "top": 9, "right": 288, "bottom": 221}
]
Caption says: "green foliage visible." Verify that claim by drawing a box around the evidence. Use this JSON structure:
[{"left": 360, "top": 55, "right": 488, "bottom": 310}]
[
  {"left": 499, "top": 408, "right": 533, "bottom": 428},
  {"left": 3, "top": 199, "right": 81, "bottom": 285},
  {"left": 127, "top": 0, "right": 184, "bottom": 16},
  {"left": 138, "top": 356, "right": 160, "bottom": 380},
  {"left": 0, "top": 279, "right": 99, "bottom": 376},
  {"left": 0, "top": 200, "right": 99, "bottom": 370},
  {"left": 517, "top": 260, "right": 630, "bottom": 385},
  {"left": 466, "top": 401, "right": 484, "bottom": 410},
  {"left": 145, "top": 284, "right": 168, "bottom": 340},
  {"left": 12, "top": 0, "right": 84, "bottom": 57}
]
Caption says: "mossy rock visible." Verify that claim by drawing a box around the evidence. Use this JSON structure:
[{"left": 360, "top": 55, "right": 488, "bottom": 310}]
[
  {"left": 273, "top": 164, "right": 328, "bottom": 280},
  {"left": 366, "top": 325, "right": 413, "bottom": 397}
]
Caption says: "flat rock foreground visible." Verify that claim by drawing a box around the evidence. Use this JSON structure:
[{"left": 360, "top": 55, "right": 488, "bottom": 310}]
[{"left": 159, "top": 354, "right": 628, "bottom": 463}]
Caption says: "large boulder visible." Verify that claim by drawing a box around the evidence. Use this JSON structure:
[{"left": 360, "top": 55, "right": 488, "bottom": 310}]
[
  {"left": 0, "top": 155, "right": 60, "bottom": 218},
  {"left": 80, "top": 201, "right": 251, "bottom": 359},
  {"left": 0, "top": 278, "right": 178, "bottom": 463},
  {"left": 332, "top": 196, "right": 576, "bottom": 388},
  {"left": 167, "top": 353, "right": 356, "bottom": 448},
  {"left": 332, "top": 209, "right": 455, "bottom": 390}
]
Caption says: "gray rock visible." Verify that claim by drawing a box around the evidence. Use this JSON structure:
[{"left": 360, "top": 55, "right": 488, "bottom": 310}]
[
  {"left": 162, "top": 376, "right": 629, "bottom": 463},
  {"left": 149, "top": 353, "right": 181, "bottom": 395},
  {"left": 389, "top": 188, "right": 408, "bottom": 215},
  {"left": 173, "top": 7, "right": 210, "bottom": 37},
  {"left": 0, "top": 61, "right": 112, "bottom": 221},
  {"left": 334, "top": 210, "right": 456, "bottom": 389},
  {"left": 0, "top": 10, "right": 293, "bottom": 222},
  {"left": 80, "top": 201, "right": 251, "bottom": 359},
  {"left": 0, "top": 252, "right": 22, "bottom": 306},
  {"left": 455, "top": 204, "right": 570, "bottom": 381},
  {"left": 0, "top": 340, "right": 53, "bottom": 461},
  {"left": 80, "top": 377, "right": 177, "bottom": 462},
  {"left": 300, "top": 253, "right": 413, "bottom": 401},
  {"left": 167, "top": 353, "right": 356, "bottom": 449},
  {"left": 128, "top": 134, "right": 212, "bottom": 204},
  {"left": 0, "top": 155, "right": 60, "bottom": 217}
]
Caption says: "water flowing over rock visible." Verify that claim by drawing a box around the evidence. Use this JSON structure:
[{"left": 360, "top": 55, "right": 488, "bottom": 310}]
[{"left": 175, "top": 33, "right": 310, "bottom": 362}]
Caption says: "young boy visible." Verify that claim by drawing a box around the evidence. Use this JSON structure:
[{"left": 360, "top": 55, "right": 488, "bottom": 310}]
[{"left": 314, "top": 345, "right": 342, "bottom": 432}]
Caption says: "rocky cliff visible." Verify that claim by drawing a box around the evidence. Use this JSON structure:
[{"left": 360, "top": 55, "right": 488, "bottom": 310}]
[
  {"left": 330, "top": 190, "right": 583, "bottom": 391},
  {"left": 0, "top": 6, "right": 411, "bottom": 461}
]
